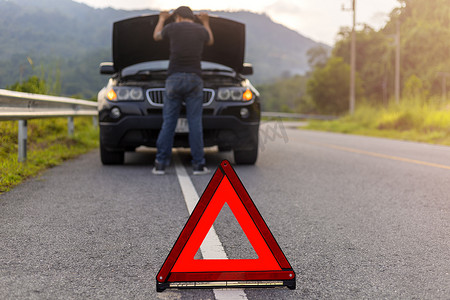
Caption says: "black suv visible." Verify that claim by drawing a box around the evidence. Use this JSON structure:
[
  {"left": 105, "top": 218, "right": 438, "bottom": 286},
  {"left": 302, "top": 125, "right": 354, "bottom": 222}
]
[{"left": 98, "top": 15, "right": 260, "bottom": 165}]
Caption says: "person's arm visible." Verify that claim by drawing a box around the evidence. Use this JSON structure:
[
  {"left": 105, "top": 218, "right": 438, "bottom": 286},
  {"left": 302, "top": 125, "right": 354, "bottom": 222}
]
[
  {"left": 198, "top": 12, "right": 214, "bottom": 46},
  {"left": 153, "top": 11, "right": 170, "bottom": 41}
]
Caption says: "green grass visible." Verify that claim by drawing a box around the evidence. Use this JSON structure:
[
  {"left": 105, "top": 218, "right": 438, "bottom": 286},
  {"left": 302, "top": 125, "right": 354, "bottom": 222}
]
[
  {"left": 305, "top": 98, "right": 450, "bottom": 146},
  {"left": 0, "top": 117, "right": 99, "bottom": 194}
]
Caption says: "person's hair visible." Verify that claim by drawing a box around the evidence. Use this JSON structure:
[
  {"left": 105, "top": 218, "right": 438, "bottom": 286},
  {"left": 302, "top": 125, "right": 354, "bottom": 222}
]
[{"left": 173, "top": 6, "right": 195, "bottom": 20}]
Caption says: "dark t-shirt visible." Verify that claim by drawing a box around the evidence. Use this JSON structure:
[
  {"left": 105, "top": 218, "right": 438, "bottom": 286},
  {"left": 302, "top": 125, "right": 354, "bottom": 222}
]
[{"left": 161, "top": 22, "right": 209, "bottom": 77}]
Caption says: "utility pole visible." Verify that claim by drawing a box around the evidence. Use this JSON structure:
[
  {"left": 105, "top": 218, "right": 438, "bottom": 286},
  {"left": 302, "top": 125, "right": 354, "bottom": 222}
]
[
  {"left": 444, "top": 75, "right": 448, "bottom": 102},
  {"left": 342, "top": 0, "right": 356, "bottom": 114},
  {"left": 437, "top": 72, "right": 450, "bottom": 102},
  {"left": 349, "top": 0, "right": 356, "bottom": 114},
  {"left": 395, "top": 20, "right": 401, "bottom": 104}
]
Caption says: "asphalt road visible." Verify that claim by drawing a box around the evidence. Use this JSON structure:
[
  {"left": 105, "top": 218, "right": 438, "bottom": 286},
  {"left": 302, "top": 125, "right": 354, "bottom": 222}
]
[{"left": 1, "top": 123, "right": 450, "bottom": 299}]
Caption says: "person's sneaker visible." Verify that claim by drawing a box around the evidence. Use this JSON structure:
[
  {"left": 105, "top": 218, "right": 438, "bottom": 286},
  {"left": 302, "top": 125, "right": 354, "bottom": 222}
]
[
  {"left": 192, "top": 164, "right": 210, "bottom": 175},
  {"left": 152, "top": 161, "right": 166, "bottom": 175}
]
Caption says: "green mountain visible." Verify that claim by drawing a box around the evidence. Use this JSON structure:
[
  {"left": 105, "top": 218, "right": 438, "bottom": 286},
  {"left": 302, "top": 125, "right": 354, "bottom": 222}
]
[{"left": 0, "top": 0, "right": 328, "bottom": 98}]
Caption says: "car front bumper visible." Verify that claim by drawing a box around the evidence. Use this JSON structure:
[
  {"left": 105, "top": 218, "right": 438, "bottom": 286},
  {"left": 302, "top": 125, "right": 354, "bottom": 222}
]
[{"left": 100, "top": 115, "right": 259, "bottom": 152}]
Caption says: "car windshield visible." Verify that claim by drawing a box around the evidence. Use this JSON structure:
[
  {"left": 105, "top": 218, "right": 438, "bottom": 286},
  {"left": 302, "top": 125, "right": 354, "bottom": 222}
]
[{"left": 121, "top": 60, "right": 234, "bottom": 77}]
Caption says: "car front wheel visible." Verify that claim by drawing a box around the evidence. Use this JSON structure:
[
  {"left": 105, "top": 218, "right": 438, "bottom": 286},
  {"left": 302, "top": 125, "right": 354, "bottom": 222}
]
[
  {"left": 234, "top": 145, "right": 258, "bottom": 165},
  {"left": 100, "top": 142, "right": 124, "bottom": 165}
]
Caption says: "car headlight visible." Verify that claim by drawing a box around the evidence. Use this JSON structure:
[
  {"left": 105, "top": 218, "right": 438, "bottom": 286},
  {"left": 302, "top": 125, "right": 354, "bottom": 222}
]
[
  {"left": 216, "top": 87, "right": 253, "bottom": 102},
  {"left": 106, "top": 87, "right": 144, "bottom": 101}
]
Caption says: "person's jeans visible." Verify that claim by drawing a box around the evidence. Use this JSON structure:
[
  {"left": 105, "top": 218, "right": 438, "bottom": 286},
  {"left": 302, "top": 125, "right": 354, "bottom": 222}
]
[{"left": 155, "top": 73, "right": 205, "bottom": 166}]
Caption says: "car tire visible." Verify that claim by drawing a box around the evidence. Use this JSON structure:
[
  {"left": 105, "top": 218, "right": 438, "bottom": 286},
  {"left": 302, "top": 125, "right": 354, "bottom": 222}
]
[
  {"left": 234, "top": 146, "right": 258, "bottom": 165},
  {"left": 100, "top": 142, "right": 124, "bottom": 165}
]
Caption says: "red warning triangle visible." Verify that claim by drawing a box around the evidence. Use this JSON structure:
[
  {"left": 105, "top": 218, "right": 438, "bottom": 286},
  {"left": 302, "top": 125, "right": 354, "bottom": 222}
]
[{"left": 156, "top": 160, "right": 295, "bottom": 292}]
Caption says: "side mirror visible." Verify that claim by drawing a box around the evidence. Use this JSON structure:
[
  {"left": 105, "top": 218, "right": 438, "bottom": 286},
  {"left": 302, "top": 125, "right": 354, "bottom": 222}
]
[
  {"left": 241, "top": 63, "right": 253, "bottom": 76},
  {"left": 100, "top": 62, "right": 115, "bottom": 75}
]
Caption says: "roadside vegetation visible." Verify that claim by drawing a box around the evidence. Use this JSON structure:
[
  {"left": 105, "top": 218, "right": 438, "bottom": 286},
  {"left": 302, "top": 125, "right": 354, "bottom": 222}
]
[
  {"left": 0, "top": 77, "right": 98, "bottom": 194},
  {"left": 306, "top": 98, "right": 450, "bottom": 145}
]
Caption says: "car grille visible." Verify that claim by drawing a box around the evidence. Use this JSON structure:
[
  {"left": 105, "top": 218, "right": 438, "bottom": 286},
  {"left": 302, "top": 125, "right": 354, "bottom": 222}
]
[{"left": 146, "top": 88, "right": 215, "bottom": 107}]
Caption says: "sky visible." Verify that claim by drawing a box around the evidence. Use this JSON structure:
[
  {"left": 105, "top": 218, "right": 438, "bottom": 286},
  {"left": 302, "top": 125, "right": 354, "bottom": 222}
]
[{"left": 73, "top": 0, "right": 400, "bottom": 45}]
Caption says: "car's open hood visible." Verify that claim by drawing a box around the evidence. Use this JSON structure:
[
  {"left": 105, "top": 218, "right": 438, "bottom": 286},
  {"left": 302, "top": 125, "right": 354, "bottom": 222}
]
[{"left": 113, "top": 15, "right": 245, "bottom": 73}]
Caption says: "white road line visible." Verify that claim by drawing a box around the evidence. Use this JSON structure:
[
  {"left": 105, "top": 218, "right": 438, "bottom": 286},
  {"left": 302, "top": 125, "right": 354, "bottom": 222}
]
[{"left": 174, "top": 153, "right": 248, "bottom": 300}]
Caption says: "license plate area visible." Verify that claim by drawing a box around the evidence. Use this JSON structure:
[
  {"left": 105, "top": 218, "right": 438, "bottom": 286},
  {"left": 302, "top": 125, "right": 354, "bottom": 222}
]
[{"left": 175, "top": 118, "right": 189, "bottom": 133}]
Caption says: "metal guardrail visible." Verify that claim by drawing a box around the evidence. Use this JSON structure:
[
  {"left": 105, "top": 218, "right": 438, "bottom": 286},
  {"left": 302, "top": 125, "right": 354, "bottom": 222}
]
[
  {"left": 262, "top": 112, "right": 338, "bottom": 120},
  {"left": 0, "top": 89, "right": 97, "bottom": 120},
  {"left": 0, "top": 89, "right": 98, "bottom": 162}
]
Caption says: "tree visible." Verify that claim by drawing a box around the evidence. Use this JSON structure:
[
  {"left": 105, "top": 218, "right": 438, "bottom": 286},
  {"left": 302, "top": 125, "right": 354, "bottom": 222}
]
[
  {"left": 7, "top": 76, "right": 47, "bottom": 94},
  {"left": 257, "top": 75, "right": 308, "bottom": 112},
  {"left": 333, "top": 25, "right": 392, "bottom": 103},
  {"left": 322, "top": 0, "right": 450, "bottom": 104},
  {"left": 307, "top": 45, "right": 329, "bottom": 69},
  {"left": 307, "top": 57, "right": 364, "bottom": 114},
  {"left": 389, "top": 0, "right": 450, "bottom": 96}
]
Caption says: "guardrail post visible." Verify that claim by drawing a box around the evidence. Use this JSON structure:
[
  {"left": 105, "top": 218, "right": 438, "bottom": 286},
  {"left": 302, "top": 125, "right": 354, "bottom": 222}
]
[
  {"left": 18, "top": 120, "right": 27, "bottom": 162},
  {"left": 92, "top": 116, "right": 98, "bottom": 128},
  {"left": 68, "top": 117, "right": 74, "bottom": 137}
]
